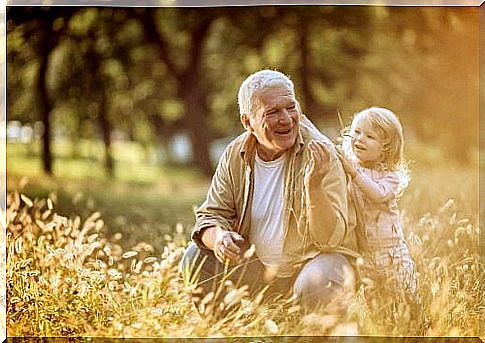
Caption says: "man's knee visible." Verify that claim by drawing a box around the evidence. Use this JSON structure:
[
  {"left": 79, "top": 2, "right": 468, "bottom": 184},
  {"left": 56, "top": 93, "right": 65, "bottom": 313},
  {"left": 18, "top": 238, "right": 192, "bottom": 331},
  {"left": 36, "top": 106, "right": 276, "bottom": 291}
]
[
  {"left": 293, "top": 253, "right": 355, "bottom": 312},
  {"left": 180, "top": 243, "right": 211, "bottom": 285}
]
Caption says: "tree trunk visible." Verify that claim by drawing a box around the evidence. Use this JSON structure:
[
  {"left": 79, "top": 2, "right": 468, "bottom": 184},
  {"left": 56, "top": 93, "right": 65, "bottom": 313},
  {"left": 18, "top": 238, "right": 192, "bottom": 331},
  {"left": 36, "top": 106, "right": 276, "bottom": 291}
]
[
  {"left": 37, "top": 29, "right": 53, "bottom": 175},
  {"left": 141, "top": 9, "right": 215, "bottom": 177},
  {"left": 27, "top": 10, "right": 76, "bottom": 176},
  {"left": 88, "top": 43, "right": 115, "bottom": 178},
  {"left": 297, "top": 16, "right": 340, "bottom": 122},
  {"left": 179, "top": 17, "right": 215, "bottom": 177},
  {"left": 298, "top": 19, "right": 319, "bottom": 120},
  {"left": 98, "top": 90, "right": 115, "bottom": 178},
  {"left": 180, "top": 72, "right": 213, "bottom": 177}
]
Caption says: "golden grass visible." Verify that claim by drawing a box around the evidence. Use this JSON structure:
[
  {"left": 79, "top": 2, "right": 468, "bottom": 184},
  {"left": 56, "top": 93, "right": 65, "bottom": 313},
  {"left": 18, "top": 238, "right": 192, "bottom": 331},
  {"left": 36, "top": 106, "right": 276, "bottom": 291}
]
[{"left": 5, "top": 183, "right": 483, "bottom": 337}]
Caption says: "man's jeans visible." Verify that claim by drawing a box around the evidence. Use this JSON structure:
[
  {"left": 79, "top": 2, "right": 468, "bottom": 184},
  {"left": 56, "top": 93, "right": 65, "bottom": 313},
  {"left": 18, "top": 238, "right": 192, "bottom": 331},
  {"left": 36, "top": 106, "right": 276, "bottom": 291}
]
[{"left": 180, "top": 243, "right": 355, "bottom": 313}]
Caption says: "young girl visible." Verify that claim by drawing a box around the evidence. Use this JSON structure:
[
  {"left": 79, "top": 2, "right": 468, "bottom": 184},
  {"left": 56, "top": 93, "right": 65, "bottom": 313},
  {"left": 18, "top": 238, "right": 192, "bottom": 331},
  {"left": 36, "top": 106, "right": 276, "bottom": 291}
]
[{"left": 336, "top": 107, "right": 417, "bottom": 297}]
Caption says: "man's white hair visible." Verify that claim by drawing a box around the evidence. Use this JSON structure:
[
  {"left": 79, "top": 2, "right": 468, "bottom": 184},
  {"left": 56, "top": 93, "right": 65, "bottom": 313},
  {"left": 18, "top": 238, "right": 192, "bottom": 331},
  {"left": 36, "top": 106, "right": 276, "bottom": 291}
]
[{"left": 238, "top": 70, "right": 295, "bottom": 116}]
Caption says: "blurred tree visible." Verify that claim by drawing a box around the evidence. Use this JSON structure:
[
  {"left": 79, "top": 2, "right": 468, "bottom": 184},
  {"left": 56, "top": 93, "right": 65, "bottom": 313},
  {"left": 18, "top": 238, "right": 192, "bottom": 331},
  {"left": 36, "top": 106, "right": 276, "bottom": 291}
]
[
  {"left": 7, "top": 7, "right": 77, "bottom": 174},
  {"left": 87, "top": 33, "right": 115, "bottom": 178},
  {"left": 347, "top": 7, "right": 478, "bottom": 162},
  {"left": 203, "top": 6, "right": 373, "bottom": 136},
  {"left": 43, "top": 8, "right": 122, "bottom": 177},
  {"left": 137, "top": 8, "right": 217, "bottom": 177},
  {"left": 289, "top": 7, "right": 372, "bottom": 123},
  {"left": 202, "top": 7, "right": 283, "bottom": 138},
  {"left": 7, "top": 6, "right": 478, "bottom": 177}
]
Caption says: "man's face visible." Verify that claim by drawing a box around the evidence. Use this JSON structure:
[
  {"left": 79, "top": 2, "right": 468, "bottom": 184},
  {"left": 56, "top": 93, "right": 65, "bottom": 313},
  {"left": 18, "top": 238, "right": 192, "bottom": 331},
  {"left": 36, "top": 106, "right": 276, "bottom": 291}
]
[{"left": 241, "top": 86, "right": 299, "bottom": 161}]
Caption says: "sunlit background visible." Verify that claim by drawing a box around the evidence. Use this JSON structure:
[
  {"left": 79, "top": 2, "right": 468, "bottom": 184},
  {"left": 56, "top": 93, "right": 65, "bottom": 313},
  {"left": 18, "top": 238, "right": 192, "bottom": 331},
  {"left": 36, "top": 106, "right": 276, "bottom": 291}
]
[
  {"left": 6, "top": 7, "right": 478, "bottom": 246},
  {"left": 4, "top": 6, "right": 481, "bottom": 337}
]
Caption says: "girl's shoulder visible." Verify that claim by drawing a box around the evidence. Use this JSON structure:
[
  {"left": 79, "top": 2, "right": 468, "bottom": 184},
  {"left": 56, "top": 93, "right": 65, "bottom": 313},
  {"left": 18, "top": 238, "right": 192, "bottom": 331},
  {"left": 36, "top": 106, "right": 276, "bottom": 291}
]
[
  {"left": 381, "top": 168, "right": 410, "bottom": 195},
  {"left": 356, "top": 164, "right": 396, "bottom": 178},
  {"left": 358, "top": 166, "right": 404, "bottom": 189}
]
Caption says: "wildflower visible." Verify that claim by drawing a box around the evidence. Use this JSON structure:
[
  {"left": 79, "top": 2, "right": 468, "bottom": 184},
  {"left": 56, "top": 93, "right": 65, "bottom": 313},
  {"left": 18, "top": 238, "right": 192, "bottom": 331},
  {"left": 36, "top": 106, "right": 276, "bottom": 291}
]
[
  {"left": 122, "top": 251, "right": 138, "bottom": 259},
  {"left": 243, "top": 244, "right": 256, "bottom": 259},
  {"left": 201, "top": 292, "right": 214, "bottom": 305},
  {"left": 439, "top": 198, "right": 454, "bottom": 213},
  {"left": 143, "top": 257, "right": 157, "bottom": 264},
  {"left": 41, "top": 210, "right": 52, "bottom": 221},
  {"left": 88, "top": 234, "right": 99, "bottom": 243},
  {"left": 95, "top": 220, "right": 104, "bottom": 231},
  {"left": 264, "top": 319, "right": 279, "bottom": 335},
  {"left": 15, "top": 237, "right": 23, "bottom": 254},
  {"left": 175, "top": 223, "right": 184, "bottom": 234},
  {"left": 20, "top": 194, "right": 33, "bottom": 207}
]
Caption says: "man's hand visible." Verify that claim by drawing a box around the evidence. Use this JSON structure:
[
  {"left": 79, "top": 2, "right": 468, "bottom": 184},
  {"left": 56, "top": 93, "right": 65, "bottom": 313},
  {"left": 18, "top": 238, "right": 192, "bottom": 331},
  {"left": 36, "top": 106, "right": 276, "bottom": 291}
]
[
  {"left": 304, "top": 140, "right": 331, "bottom": 188},
  {"left": 304, "top": 140, "right": 338, "bottom": 245},
  {"left": 202, "top": 226, "right": 245, "bottom": 264},
  {"left": 214, "top": 230, "right": 245, "bottom": 264}
]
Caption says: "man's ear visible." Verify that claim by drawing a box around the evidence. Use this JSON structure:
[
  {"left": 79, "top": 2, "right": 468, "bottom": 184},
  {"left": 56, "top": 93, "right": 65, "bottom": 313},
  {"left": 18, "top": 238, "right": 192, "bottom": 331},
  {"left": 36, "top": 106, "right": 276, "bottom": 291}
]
[{"left": 241, "top": 114, "right": 252, "bottom": 132}]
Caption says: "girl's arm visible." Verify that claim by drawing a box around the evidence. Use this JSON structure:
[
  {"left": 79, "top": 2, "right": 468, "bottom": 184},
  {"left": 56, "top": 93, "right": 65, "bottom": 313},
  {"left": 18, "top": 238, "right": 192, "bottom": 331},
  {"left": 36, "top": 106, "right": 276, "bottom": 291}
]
[
  {"left": 352, "top": 171, "right": 401, "bottom": 203},
  {"left": 335, "top": 146, "right": 400, "bottom": 203}
]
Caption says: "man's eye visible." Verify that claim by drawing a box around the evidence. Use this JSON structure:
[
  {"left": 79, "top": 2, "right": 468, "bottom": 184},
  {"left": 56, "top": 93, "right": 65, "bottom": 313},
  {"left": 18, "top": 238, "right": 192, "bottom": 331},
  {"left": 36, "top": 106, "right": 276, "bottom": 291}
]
[
  {"left": 265, "top": 111, "right": 277, "bottom": 117},
  {"left": 287, "top": 105, "right": 296, "bottom": 111}
]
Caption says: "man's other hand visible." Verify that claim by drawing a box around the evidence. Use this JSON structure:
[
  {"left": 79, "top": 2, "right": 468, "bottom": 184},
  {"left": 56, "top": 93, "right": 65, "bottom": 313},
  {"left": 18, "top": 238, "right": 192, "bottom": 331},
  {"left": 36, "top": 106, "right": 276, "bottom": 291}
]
[
  {"left": 214, "top": 230, "right": 245, "bottom": 264},
  {"left": 202, "top": 226, "right": 245, "bottom": 264}
]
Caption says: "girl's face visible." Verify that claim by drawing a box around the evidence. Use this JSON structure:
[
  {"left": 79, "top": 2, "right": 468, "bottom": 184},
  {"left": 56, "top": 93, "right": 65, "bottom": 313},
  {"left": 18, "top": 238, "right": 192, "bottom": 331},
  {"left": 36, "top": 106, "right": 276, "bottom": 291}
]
[{"left": 351, "top": 117, "right": 384, "bottom": 164}]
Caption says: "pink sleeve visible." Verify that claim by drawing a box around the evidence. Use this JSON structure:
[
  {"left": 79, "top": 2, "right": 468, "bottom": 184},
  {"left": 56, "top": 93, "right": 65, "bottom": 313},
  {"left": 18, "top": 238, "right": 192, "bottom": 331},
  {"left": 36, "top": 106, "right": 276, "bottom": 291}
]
[{"left": 353, "top": 171, "right": 400, "bottom": 203}]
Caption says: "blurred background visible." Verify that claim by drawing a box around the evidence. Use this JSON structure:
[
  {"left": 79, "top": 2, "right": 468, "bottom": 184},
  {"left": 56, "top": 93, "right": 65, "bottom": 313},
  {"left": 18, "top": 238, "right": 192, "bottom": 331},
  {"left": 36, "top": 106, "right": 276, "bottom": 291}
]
[{"left": 6, "top": 6, "right": 479, "bottom": 251}]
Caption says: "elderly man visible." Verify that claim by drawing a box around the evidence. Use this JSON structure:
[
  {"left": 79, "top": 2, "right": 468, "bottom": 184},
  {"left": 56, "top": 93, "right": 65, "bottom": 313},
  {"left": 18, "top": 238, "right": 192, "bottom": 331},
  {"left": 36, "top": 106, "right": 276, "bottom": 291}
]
[{"left": 181, "top": 70, "right": 357, "bottom": 314}]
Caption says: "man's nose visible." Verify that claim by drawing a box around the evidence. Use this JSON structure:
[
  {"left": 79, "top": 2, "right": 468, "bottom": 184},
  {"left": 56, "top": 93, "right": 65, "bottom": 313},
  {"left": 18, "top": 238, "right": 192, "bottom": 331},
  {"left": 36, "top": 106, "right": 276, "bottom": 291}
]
[{"left": 278, "top": 109, "right": 292, "bottom": 124}]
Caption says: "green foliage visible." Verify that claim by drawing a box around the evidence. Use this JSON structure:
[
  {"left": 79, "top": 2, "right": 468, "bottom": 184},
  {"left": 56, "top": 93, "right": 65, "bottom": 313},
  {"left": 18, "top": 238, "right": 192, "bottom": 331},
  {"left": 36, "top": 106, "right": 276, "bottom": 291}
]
[{"left": 6, "top": 6, "right": 479, "bottom": 172}]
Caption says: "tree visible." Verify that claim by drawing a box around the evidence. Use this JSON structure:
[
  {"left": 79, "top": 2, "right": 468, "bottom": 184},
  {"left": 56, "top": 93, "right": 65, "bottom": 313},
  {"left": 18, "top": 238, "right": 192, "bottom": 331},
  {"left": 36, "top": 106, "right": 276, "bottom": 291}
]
[
  {"left": 138, "top": 8, "right": 217, "bottom": 177},
  {"left": 7, "top": 7, "right": 77, "bottom": 175}
]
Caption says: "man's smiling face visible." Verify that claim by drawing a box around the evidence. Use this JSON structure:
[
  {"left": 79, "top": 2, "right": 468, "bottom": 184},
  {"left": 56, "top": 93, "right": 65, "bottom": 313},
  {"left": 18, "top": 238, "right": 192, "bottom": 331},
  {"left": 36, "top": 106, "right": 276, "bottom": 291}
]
[{"left": 241, "top": 86, "right": 299, "bottom": 161}]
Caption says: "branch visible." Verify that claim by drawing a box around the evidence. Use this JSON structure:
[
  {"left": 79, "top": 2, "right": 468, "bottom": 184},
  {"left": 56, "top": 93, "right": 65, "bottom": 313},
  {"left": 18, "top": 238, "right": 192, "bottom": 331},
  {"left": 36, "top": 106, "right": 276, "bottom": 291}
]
[{"left": 139, "top": 9, "right": 180, "bottom": 78}]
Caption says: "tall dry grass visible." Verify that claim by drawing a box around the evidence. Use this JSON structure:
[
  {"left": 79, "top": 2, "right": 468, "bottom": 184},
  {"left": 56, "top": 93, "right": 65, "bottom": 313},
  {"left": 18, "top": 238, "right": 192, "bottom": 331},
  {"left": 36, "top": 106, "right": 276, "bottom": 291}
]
[{"left": 5, "top": 189, "right": 483, "bottom": 337}]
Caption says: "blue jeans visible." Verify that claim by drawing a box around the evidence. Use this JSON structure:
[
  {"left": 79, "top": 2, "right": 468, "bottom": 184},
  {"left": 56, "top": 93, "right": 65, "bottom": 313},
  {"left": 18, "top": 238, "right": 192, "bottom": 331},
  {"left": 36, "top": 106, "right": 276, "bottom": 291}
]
[{"left": 180, "top": 243, "right": 355, "bottom": 313}]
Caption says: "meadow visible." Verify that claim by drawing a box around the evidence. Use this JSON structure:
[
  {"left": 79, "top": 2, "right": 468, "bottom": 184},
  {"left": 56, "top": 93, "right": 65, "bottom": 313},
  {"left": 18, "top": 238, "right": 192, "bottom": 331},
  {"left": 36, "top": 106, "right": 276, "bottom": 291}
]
[{"left": 5, "top": 140, "right": 483, "bottom": 338}]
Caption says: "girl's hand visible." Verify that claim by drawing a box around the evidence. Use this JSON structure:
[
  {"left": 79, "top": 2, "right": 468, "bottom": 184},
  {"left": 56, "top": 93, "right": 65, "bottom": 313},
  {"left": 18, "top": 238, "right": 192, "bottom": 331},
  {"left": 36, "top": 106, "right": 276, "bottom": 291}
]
[
  {"left": 335, "top": 147, "right": 357, "bottom": 179},
  {"left": 304, "top": 140, "right": 331, "bottom": 188}
]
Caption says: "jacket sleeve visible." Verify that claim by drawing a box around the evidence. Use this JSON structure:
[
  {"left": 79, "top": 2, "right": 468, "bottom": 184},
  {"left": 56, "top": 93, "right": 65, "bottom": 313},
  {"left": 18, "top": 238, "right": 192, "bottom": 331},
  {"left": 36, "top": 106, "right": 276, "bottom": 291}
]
[
  {"left": 301, "top": 125, "right": 349, "bottom": 250},
  {"left": 191, "top": 145, "right": 237, "bottom": 249},
  {"left": 318, "top": 148, "right": 348, "bottom": 248},
  {"left": 353, "top": 171, "right": 400, "bottom": 204}
]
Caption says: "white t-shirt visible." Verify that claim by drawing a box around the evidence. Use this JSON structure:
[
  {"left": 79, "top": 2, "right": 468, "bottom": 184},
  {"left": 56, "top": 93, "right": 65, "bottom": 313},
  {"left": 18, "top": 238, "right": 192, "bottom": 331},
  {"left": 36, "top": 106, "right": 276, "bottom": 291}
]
[{"left": 249, "top": 152, "right": 294, "bottom": 277}]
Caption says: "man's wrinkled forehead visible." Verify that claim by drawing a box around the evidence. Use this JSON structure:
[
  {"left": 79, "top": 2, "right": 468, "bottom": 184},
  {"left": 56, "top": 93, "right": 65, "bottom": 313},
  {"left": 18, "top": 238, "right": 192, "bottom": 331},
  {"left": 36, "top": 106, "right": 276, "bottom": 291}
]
[{"left": 252, "top": 85, "right": 296, "bottom": 111}]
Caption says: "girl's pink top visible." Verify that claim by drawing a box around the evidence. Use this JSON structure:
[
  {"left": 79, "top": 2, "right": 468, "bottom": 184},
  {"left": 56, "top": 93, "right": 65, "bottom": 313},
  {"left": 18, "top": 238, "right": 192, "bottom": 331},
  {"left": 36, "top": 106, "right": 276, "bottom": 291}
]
[{"left": 351, "top": 164, "right": 405, "bottom": 248}]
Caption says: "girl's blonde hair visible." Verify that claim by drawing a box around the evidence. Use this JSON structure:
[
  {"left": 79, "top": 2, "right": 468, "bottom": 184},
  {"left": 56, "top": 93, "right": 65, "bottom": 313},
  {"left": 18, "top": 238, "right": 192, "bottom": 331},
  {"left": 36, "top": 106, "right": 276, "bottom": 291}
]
[{"left": 342, "top": 107, "right": 410, "bottom": 191}]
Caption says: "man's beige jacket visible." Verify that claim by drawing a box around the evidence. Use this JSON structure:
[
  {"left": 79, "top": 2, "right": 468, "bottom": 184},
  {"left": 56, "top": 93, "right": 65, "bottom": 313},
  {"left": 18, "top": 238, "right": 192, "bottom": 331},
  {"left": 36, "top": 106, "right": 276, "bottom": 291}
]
[{"left": 192, "top": 122, "right": 359, "bottom": 274}]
